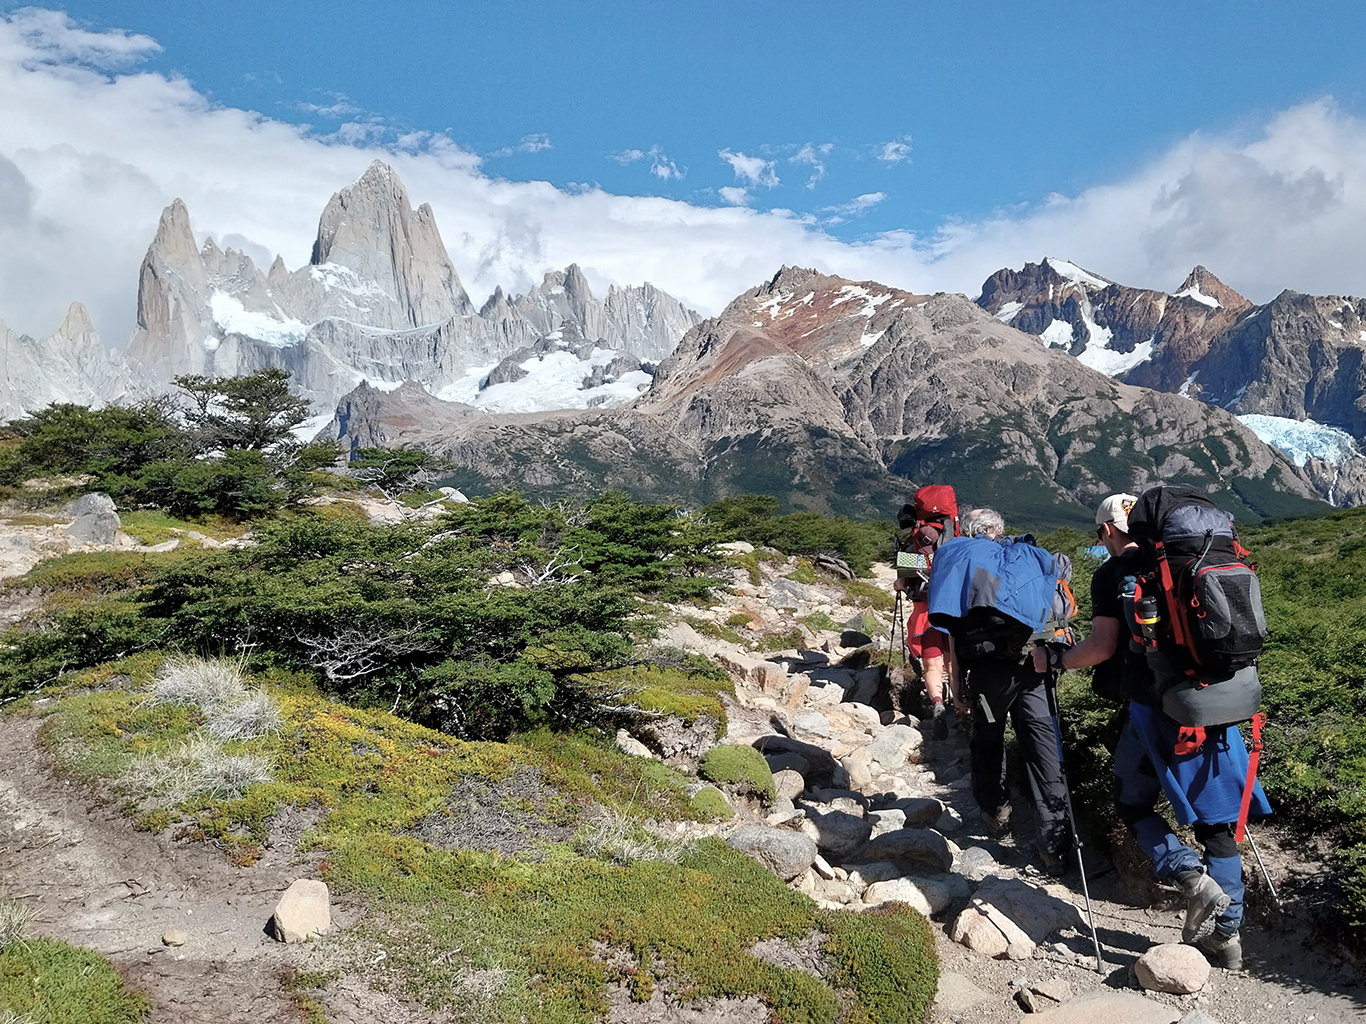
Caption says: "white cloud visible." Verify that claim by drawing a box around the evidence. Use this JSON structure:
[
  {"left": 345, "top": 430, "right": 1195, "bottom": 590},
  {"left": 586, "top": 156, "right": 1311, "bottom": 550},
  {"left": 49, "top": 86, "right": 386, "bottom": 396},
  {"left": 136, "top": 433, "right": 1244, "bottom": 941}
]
[
  {"left": 877, "top": 135, "right": 912, "bottom": 165},
  {"left": 719, "top": 149, "right": 779, "bottom": 188},
  {"left": 488, "top": 132, "right": 553, "bottom": 158},
  {"left": 298, "top": 94, "right": 361, "bottom": 119},
  {"left": 614, "top": 145, "right": 682, "bottom": 179},
  {"left": 719, "top": 186, "right": 750, "bottom": 206},
  {"left": 822, "top": 192, "right": 886, "bottom": 224},
  {"left": 791, "top": 142, "right": 832, "bottom": 189},
  {"left": 3, "top": 10, "right": 1366, "bottom": 354}
]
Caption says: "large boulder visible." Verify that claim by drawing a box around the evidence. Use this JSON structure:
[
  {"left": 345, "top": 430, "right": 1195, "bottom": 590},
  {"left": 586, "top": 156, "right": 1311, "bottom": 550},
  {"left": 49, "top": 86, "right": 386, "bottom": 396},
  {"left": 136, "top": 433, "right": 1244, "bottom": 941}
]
[
  {"left": 863, "top": 873, "right": 969, "bottom": 915},
  {"left": 861, "top": 828, "right": 954, "bottom": 873},
  {"left": 269, "top": 878, "right": 331, "bottom": 943},
  {"left": 62, "top": 492, "right": 120, "bottom": 546},
  {"left": 1028, "top": 989, "right": 1181, "bottom": 1024},
  {"left": 796, "top": 803, "right": 871, "bottom": 860},
  {"left": 727, "top": 826, "right": 818, "bottom": 881},
  {"left": 866, "top": 724, "right": 922, "bottom": 770}
]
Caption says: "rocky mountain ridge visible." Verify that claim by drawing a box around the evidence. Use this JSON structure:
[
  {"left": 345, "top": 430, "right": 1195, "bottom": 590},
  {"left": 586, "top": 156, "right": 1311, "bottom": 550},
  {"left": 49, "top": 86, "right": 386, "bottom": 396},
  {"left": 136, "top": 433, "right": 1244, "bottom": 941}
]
[
  {"left": 332, "top": 265, "right": 1325, "bottom": 524},
  {"left": 0, "top": 303, "right": 138, "bottom": 421},
  {"left": 978, "top": 257, "right": 1366, "bottom": 504},
  {"left": 4, "top": 161, "right": 700, "bottom": 419}
]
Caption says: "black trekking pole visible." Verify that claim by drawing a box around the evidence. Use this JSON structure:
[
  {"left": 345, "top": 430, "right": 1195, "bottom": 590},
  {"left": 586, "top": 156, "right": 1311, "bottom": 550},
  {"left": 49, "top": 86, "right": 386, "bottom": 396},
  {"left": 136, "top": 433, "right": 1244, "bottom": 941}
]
[{"left": 1042, "top": 666, "right": 1106, "bottom": 972}]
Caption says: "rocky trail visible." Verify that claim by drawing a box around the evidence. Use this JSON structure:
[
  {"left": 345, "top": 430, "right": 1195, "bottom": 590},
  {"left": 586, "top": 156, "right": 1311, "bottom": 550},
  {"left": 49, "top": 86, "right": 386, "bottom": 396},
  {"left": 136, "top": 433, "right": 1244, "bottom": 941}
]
[{"left": 1, "top": 523, "right": 1365, "bottom": 1022}]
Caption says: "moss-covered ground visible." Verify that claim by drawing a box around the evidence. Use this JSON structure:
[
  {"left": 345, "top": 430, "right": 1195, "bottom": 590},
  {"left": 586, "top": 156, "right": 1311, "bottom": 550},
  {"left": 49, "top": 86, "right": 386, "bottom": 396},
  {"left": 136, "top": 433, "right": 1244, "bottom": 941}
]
[
  {"left": 13, "top": 654, "right": 939, "bottom": 1023},
  {"left": 0, "top": 938, "right": 151, "bottom": 1023}
]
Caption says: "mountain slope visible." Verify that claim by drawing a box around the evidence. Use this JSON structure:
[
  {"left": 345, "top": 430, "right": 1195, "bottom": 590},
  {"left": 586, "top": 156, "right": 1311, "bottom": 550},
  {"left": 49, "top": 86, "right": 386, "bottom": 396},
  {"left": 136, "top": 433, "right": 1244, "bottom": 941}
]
[
  {"left": 332, "top": 266, "right": 1325, "bottom": 525},
  {"left": 1, "top": 303, "right": 136, "bottom": 420}
]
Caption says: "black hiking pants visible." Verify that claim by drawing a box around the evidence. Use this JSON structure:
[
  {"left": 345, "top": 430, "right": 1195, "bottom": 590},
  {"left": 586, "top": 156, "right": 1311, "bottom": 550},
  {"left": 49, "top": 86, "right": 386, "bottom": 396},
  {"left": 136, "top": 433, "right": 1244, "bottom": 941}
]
[{"left": 966, "top": 657, "right": 1070, "bottom": 855}]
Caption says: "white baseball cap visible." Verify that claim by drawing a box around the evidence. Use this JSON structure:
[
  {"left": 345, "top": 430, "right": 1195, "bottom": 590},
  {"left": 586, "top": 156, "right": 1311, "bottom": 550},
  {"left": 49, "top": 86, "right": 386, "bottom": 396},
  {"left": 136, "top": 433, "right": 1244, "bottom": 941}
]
[{"left": 1095, "top": 493, "right": 1138, "bottom": 533}]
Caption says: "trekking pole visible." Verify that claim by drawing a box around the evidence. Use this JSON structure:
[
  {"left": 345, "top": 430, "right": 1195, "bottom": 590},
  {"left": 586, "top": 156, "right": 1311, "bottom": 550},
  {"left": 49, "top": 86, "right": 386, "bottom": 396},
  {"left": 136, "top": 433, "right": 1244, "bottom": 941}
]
[
  {"left": 1243, "top": 827, "right": 1285, "bottom": 914},
  {"left": 1042, "top": 666, "right": 1106, "bottom": 972}
]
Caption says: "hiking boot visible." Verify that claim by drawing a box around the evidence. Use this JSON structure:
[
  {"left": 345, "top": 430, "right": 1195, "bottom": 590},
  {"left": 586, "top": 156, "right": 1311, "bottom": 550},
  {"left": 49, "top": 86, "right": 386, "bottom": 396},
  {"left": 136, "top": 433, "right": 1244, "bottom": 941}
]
[
  {"left": 1038, "top": 842, "right": 1069, "bottom": 878},
  {"left": 982, "top": 803, "right": 1012, "bottom": 835},
  {"left": 1176, "top": 868, "right": 1231, "bottom": 943},
  {"left": 1197, "top": 929, "right": 1243, "bottom": 970},
  {"left": 931, "top": 702, "right": 949, "bottom": 741}
]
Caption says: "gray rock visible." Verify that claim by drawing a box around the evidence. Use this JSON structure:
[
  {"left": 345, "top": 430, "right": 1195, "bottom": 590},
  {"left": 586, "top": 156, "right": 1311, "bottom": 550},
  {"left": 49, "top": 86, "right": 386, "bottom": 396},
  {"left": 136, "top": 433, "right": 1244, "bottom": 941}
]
[
  {"left": 63, "top": 492, "right": 116, "bottom": 516},
  {"left": 615, "top": 729, "right": 654, "bottom": 758},
  {"left": 162, "top": 928, "right": 187, "bottom": 947},
  {"left": 769, "top": 577, "right": 824, "bottom": 610},
  {"left": 1027, "top": 989, "right": 1181, "bottom": 1024},
  {"left": 932, "top": 972, "right": 991, "bottom": 1014},
  {"left": 270, "top": 878, "right": 331, "bottom": 943},
  {"left": 972, "top": 876, "right": 1083, "bottom": 943},
  {"left": 863, "top": 873, "right": 968, "bottom": 914},
  {"left": 862, "top": 828, "right": 954, "bottom": 873},
  {"left": 955, "top": 845, "right": 1000, "bottom": 882},
  {"left": 876, "top": 796, "right": 943, "bottom": 827},
  {"left": 772, "top": 769, "right": 805, "bottom": 801},
  {"left": 866, "top": 724, "right": 921, "bottom": 770},
  {"left": 798, "top": 805, "right": 871, "bottom": 860},
  {"left": 790, "top": 712, "right": 833, "bottom": 742},
  {"left": 727, "top": 826, "right": 818, "bottom": 881},
  {"left": 935, "top": 806, "right": 964, "bottom": 833},
  {"left": 1135, "top": 943, "right": 1211, "bottom": 995}
]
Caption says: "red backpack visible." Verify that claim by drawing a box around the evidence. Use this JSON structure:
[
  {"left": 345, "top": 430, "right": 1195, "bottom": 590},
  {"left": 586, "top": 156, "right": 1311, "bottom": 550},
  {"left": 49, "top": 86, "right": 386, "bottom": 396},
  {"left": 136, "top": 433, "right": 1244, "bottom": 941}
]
[{"left": 896, "top": 485, "right": 960, "bottom": 600}]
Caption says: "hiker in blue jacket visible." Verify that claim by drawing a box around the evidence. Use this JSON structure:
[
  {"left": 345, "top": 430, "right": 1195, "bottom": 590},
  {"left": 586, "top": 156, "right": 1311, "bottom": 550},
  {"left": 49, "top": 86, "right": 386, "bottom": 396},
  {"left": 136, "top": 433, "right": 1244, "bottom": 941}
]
[
  {"left": 945, "top": 507, "right": 1072, "bottom": 876},
  {"left": 1031, "top": 493, "right": 1271, "bottom": 970}
]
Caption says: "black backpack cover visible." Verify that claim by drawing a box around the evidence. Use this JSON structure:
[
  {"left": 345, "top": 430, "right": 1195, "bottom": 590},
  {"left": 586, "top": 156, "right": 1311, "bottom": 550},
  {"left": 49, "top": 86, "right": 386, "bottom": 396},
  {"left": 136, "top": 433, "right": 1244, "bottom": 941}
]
[{"left": 1126, "top": 485, "right": 1266, "bottom": 727}]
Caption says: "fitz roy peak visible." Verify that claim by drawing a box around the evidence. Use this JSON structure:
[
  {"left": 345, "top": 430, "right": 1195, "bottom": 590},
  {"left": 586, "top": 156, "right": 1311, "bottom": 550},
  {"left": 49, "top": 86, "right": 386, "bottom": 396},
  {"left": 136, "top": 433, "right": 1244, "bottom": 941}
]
[{"left": 123, "top": 160, "right": 701, "bottom": 413}]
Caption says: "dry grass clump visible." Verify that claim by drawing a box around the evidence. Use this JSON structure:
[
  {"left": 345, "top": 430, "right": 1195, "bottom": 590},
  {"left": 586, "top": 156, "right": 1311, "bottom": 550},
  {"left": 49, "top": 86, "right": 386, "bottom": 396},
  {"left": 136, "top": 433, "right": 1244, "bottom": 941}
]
[
  {"left": 123, "top": 736, "right": 272, "bottom": 805},
  {"left": 0, "top": 894, "right": 37, "bottom": 950},
  {"left": 148, "top": 656, "right": 246, "bottom": 714},
  {"left": 0, "top": 1010, "right": 37, "bottom": 1024},
  {"left": 574, "top": 807, "right": 689, "bottom": 865},
  {"left": 146, "top": 656, "right": 282, "bottom": 741}
]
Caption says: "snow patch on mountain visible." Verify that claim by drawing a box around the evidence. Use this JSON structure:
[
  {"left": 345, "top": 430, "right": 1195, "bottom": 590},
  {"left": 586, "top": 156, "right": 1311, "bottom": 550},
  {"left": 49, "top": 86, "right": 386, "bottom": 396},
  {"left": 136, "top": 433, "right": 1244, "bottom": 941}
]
[
  {"left": 1238, "top": 414, "right": 1361, "bottom": 466},
  {"left": 1044, "top": 257, "right": 1110, "bottom": 290},
  {"left": 994, "top": 301, "right": 1023, "bottom": 323},
  {"left": 1175, "top": 284, "right": 1221, "bottom": 309},
  {"left": 1040, "top": 319, "right": 1074, "bottom": 348},
  {"left": 310, "top": 263, "right": 391, "bottom": 299},
  {"left": 436, "top": 347, "right": 650, "bottom": 414},
  {"left": 1078, "top": 337, "right": 1154, "bottom": 376},
  {"left": 209, "top": 292, "right": 309, "bottom": 348}
]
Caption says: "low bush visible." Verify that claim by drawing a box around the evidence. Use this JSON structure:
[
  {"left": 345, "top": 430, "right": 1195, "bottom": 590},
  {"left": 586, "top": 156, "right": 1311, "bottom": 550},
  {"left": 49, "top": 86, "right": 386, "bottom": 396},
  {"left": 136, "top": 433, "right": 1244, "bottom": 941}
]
[{"left": 699, "top": 744, "right": 775, "bottom": 803}]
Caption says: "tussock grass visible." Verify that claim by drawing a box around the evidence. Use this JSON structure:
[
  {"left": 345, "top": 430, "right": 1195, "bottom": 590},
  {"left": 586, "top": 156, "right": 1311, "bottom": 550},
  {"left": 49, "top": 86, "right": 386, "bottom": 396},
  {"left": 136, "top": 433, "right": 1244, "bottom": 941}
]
[
  {"left": 0, "top": 894, "right": 37, "bottom": 950},
  {"left": 574, "top": 807, "right": 689, "bottom": 865},
  {"left": 147, "top": 656, "right": 247, "bottom": 714},
  {"left": 122, "top": 736, "right": 272, "bottom": 804},
  {"left": 206, "top": 691, "right": 283, "bottom": 741}
]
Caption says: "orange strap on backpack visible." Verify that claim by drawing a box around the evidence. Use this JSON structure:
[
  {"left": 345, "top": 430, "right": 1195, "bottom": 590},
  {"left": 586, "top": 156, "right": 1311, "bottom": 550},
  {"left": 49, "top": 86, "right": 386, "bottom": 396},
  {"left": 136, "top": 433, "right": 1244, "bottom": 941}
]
[
  {"left": 1174, "top": 727, "right": 1206, "bottom": 756},
  {"left": 1235, "top": 712, "right": 1266, "bottom": 843}
]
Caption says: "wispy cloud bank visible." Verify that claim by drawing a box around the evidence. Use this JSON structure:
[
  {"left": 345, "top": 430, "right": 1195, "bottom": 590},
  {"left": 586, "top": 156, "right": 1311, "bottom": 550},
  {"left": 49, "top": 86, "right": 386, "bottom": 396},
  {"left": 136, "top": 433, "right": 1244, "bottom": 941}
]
[
  {"left": 613, "top": 144, "right": 682, "bottom": 179},
  {"left": 719, "top": 148, "right": 779, "bottom": 188},
  {"left": 1, "top": 10, "right": 1365, "bottom": 350},
  {"left": 791, "top": 142, "right": 833, "bottom": 189},
  {"left": 822, "top": 192, "right": 886, "bottom": 224},
  {"left": 489, "top": 132, "right": 553, "bottom": 158}
]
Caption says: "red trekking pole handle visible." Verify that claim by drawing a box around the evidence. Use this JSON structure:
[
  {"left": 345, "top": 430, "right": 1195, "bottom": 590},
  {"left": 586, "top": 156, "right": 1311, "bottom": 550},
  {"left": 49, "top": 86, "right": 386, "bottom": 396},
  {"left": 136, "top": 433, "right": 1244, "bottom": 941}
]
[{"left": 1235, "top": 712, "right": 1266, "bottom": 843}]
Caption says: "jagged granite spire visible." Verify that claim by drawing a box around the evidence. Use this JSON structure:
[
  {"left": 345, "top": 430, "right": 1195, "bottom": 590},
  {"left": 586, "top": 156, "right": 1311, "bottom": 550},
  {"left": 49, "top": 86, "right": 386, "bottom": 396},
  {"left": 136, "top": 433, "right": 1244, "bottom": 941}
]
[{"left": 310, "top": 160, "right": 473, "bottom": 327}]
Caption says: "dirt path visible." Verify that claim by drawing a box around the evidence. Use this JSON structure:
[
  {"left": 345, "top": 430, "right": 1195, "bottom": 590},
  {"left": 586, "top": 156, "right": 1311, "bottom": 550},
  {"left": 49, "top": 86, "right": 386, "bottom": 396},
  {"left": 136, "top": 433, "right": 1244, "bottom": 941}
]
[
  {"left": 912, "top": 718, "right": 1366, "bottom": 1023},
  {"left": 0, "top": 715, "right": 358, "bottom": 1023}
]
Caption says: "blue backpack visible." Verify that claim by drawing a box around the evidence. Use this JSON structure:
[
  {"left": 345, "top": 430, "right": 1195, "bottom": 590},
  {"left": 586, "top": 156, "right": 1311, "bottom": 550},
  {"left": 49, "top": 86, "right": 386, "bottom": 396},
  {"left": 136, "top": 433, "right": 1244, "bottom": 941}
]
[{"left": 927, "top": 536, "right": 1071, "bottom": 662}]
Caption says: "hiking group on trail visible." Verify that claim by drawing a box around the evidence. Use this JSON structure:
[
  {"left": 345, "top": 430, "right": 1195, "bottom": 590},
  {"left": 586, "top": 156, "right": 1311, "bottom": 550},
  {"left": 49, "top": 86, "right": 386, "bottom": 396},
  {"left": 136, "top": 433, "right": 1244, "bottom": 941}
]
[{"left": 895, "top": 483, "right": 1271, "bottom": 972}]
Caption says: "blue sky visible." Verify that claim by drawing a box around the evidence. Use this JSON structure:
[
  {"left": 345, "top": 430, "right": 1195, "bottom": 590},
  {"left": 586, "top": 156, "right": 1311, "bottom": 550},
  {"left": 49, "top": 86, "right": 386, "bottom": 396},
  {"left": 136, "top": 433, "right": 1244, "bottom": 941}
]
[
  {"left": 3, "top": 3, "right": 1366, "bottom": 343},
  {"left": 32, "top": 0, "right": 1366, "bottom": 237}
]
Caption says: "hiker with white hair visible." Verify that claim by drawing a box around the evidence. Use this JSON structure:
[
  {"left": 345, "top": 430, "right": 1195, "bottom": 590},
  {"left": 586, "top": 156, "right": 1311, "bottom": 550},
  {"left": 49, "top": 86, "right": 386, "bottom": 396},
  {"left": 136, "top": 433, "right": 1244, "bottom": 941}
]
[{"left": 936, "top": 506, "right": 1072, "bottom": 875}]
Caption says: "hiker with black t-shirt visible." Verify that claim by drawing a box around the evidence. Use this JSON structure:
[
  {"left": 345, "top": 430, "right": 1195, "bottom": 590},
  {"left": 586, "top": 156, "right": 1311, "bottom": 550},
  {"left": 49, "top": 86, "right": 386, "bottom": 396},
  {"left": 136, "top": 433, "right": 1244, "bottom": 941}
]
[
  {"left": 950, "top": 507, "right": 1072, "bottom": 876},
  {"left": 1030, "top": 493, "right": 1272, "bottom": 970}
]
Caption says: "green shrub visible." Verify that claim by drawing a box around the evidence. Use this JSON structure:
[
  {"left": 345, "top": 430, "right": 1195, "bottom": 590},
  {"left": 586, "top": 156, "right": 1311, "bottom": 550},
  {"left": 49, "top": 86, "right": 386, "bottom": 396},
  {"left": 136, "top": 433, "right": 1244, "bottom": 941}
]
[
  {"left": 820, "top": 904, "right": 939, "bottom": 1024},
  {"left": 0, "top": 938, "right": 151, "bottom": 1023},
  {"left": 785, "top": 560, "right": 818, "bottom": 585},
  {"left": 699, "top": 745, "right": 775, "bottom": 802},
  {"left": 703, "top": 497, "right": 891, "bottom": 577},
  {"left": 690, "top": 786, "right": 734, "bottom": 820}
]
